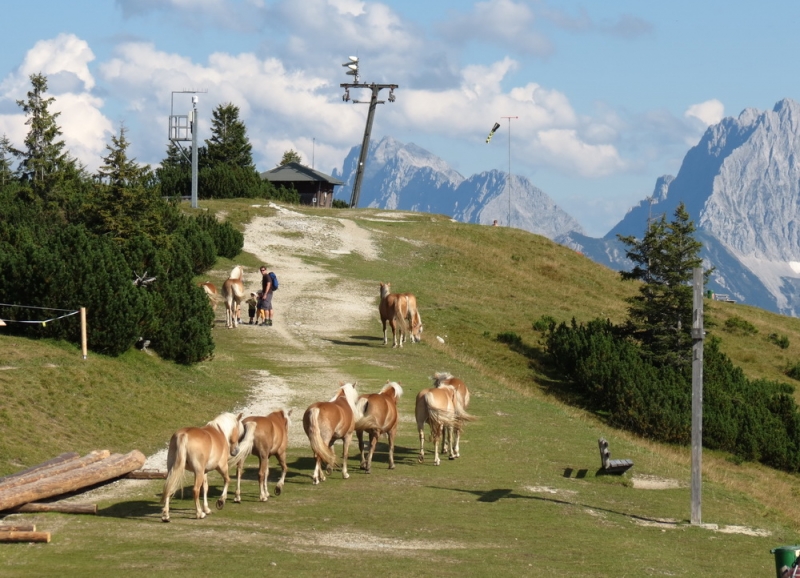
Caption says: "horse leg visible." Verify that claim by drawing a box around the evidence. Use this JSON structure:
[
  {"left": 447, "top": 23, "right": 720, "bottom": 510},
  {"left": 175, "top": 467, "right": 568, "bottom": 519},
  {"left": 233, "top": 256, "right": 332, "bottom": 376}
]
[
  {"left": 258, "top": 455, "right": 269, "bottom": 502},
  {"left": 216, "top": 464, "right": 230, "bottom": 510},
  {"left": 382, "top": 318, "right": 389, "bottom": 345},
  {"left": 234, "top": 461, "right": 243, "bottom": 503},
  {"left": 390, "top": 319, "right": 399, "bottom": 348},
  {"left": 192, "top": 472, "right": 207, "bottom": 519},
  {"left": 357, "top": 430, "right": 367, "bottom": 470},
  {"left": 453, "top": 426, "right": 462, "bottom": 458},
  {"left": 161, "top": 492, "right": 172, "bottom": 523},
  {"left": 431, "top": 424, "right": 441, "bottom": 466},
  {"left": 312, "top": 455, "right": 322, "bottom": 485},
  {"left": 387, "top": 427, "right": 396, "bottom": 470},
  {"left": 440, "top": 423, "right": 449, "bottom": 455},
  {"left": 366, "top": 431, "right": 378, "bottom": 474},
  {"left": 341, "top": 433, "right": 352, "bottom": 479},
  {"left": 418, "top": 426, "right": 425, "bottom": 463},
  {"left": 275, "top": 451, "right": 288, "bottom": 497}
]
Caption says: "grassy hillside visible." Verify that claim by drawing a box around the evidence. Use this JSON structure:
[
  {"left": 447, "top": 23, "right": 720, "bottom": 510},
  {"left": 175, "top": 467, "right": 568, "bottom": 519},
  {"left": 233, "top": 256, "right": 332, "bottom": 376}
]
[{"left": 2, "top": 199, "right": 800, "bottom": 576}]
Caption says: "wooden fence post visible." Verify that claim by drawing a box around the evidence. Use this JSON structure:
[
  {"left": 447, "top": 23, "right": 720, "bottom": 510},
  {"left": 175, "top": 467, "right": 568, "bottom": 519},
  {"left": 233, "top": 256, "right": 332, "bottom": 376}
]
[{"left": 80, "top": 307, "right": 87, "bottom": 360}]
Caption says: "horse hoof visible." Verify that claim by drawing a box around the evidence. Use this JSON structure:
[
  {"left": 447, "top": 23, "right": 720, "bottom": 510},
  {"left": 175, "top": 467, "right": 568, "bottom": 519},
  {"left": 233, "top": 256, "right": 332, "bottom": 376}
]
[
  {"left": 343, "top": 472, "right": 350, "bottom": 479},
  {"left": 418, "top": 455, "right": 424, "bottom": 463},
  {"left": 234, "top": 497, "right": 241, "bottom": 504},
  {"left": 365, "top": 468, "right": 371, "bottom": 474},
  {"left": 325, "top": 466, "right": 333, "bottom": 476},
  {"left": 388, "top": 464, "right": 395, "bottom": 470},
  {"left": 216, "top": 499, "right": 225, "bottom": 510},
  {"left": 161, "top": 517, "right": 170, "bottom": 523},
  {"left": 274, "top": 486, "right": 282, "bottom": 496},
  {"left": 312, "top": 479, "right": 319, "bottom": 485},
  {"left": 449, "top": 455, "right": 456, "bottom": 460}
]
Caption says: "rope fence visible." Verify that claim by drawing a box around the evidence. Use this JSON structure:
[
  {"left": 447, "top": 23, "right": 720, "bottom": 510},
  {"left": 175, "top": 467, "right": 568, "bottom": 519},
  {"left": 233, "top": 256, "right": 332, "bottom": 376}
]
[{"left": 0, "top": 303, "right": 88, "bottom": 359}]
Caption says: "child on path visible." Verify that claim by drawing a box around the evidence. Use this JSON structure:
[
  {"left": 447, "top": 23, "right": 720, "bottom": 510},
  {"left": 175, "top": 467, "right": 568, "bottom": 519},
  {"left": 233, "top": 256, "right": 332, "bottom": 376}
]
[
  {"left": 256, "top": 291, "right": 267, "bottom": 325},
  {"left": 246, "top": 292, "right": 258, "bottom": 325}
]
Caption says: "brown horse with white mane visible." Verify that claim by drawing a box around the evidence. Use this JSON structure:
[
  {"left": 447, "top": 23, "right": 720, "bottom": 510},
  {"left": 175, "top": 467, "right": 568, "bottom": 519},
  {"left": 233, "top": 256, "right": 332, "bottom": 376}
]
[
  {"left": 230, "top": 410, "right": 291, "bottom": 503},
  {"left": 161, "top": 412, "right": 245, "bottom": 522},
  {"left": 198, "top": 281, "right": 220, "bottom": 307},
  {"left": 433, "top": 372, "right": 471, "bottom": 459},
  {"left": 303, "top": 382, "right": 362, "bottom": 484},
  {"left": 222, "top": 265, "right": 245, "bottom": 328},
  {"left": 415, "top": 383, "right": 475, "bottom": 466},
  {"left": 379, "top": 282, "right": 423, "bottom": 348},
  {"left": 355, "top": 381, "right": 403, "bottom": 473}
]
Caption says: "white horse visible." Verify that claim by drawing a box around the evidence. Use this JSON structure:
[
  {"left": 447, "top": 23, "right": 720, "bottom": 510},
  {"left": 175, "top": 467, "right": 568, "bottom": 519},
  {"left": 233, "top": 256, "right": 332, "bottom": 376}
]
[{"left": 222, "top": 266, "right": 245, "bottom": 328}]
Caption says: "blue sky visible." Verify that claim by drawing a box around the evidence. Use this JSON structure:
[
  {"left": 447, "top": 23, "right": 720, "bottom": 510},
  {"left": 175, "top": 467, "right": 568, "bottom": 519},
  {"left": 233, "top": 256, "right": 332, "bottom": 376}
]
[{"left": 2, "top": 0, "right": 799, "bottom": 236}]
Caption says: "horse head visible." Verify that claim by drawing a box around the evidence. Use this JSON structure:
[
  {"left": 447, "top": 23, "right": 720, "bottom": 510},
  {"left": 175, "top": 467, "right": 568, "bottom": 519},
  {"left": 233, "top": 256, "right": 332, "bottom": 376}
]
[
  {"left": 215, "top": 412, "right": 245, "bottom": 457},
  {"left": 380, "top": 282, "right": 391, "bottom": 300}
]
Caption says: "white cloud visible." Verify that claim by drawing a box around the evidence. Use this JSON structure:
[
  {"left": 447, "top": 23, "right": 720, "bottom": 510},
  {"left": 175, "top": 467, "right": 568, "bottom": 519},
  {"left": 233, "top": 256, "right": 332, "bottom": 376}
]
[
  {"left": 0, "top": 33, "right": 112, "bottom": 171},
  {"left": 685, "top": 99, "right": 724, "bottom": 126},
  {"left": 536, "top": 129, "right": 626, "bottom": 178}
]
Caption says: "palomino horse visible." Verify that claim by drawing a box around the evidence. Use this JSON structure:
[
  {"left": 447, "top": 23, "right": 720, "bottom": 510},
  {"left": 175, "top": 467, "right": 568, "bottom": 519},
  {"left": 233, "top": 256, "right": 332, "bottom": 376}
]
[
  {"left": 303, "top": 382, "right": 362, "bottom": 484},
  {"left": 230, "top": 410, "right": 292, "bottom": 503},
  {"left": 415, "top": 384, "right": 475, "bottom": 466},
  {"left": 379, "top": 282, "right": 423, "bottom": 348},
  {"left": 433, "top": 372, "right": 471, "bottom": 459},
  {"left": 222, "top": 266, "right": 245, "bottom": 328},
  {"left": 354, "top": 381, "right": 404, "bottom": 473},
  {"left": 161, "top": 412, "right": 245, "bottom": 522}
]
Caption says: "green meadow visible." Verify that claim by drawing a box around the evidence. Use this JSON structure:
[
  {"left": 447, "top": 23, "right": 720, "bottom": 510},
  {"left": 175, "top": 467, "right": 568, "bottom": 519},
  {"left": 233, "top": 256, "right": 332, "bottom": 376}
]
[{"left": 2, "top": 200, "right": 800, "bottom": 576}]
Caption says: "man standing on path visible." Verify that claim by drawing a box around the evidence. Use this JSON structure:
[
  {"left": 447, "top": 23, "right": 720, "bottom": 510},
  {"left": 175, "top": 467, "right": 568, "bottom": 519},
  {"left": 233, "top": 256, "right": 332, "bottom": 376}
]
[{"left": 260, "top": 265, "right": 275, "bottom": 326}]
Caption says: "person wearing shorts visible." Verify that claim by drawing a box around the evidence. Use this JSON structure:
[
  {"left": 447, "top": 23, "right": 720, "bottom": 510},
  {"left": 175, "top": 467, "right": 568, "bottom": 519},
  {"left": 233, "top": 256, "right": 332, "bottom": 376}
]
[{"left": 259, "top": 266, "right": 275, "bottom": 326}]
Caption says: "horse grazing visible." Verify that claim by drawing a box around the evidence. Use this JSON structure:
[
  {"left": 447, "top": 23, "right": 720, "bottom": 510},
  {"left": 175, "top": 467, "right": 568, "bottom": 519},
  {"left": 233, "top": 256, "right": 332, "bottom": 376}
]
[
  {"left": 433, "top": 372, "right": 471, "bottom": 459},
  {"left": 199, "top": 281, "right": 221, "bottom": 308},
  {"left": 161, "top": 412, "right": 245, "bottom": 522},
  {"left": 230, "top": 410, "right": 292, "bottom": 503},
  {"left": 222, "top": 265, "right": 245, "bottom": 328},
  {"left": 303, "top": 382, "right": 362, "bottom": 484},
  {"left": 379, "top": 282, "right": 423, "bottom": 348},
  {"left": 354, "top": 381, "right": 404, "bottom": 473},
  {"left": 415, "top": 384, "right": 475, "bottom": 466}
]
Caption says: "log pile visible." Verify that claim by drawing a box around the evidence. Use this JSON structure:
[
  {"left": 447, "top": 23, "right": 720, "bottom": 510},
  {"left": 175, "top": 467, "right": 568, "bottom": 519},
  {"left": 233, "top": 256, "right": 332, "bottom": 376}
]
[{"left": 0, "top": 450, "right": 148, "bottom": 543}]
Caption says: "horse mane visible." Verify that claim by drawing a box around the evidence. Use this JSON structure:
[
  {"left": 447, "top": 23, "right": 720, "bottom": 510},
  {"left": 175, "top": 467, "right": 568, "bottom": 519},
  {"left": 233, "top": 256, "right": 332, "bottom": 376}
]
[
  {"left": 432, "top": 372, "right": 453, "bottom": 385},
  {"left": 381, "top": 381, "right": 404, "bottom": 398},
  {"left": 229, "top": 265, "right": 244, "bottom": 280},
  {"left": 210, "top": 412, "right": 241, "bottom": 439},
  {"left": 282, "top": 408, "right": 293, "bottom": 430},
  {"left": 332, "top": 382, "right": 361, "bottom": 419}
]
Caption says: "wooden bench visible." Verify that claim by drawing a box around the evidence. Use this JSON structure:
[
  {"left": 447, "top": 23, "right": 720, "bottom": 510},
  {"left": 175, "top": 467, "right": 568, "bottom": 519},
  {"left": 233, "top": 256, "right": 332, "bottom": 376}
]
[{"left": 598, "top": 438, "right": 633, "bottom": 474}]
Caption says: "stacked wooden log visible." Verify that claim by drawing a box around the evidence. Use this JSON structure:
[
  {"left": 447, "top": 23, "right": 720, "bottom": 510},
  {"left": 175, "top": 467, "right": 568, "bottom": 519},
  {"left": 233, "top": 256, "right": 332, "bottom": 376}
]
[{"left": 0, "top": 450, "right": 148, "bottom": 543}]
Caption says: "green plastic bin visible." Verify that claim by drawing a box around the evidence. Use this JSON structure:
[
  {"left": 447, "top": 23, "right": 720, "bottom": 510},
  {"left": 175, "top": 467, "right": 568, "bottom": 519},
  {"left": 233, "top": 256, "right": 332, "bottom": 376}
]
[{"left": 771, "top": 545, "right": 800, "bottom": 577}]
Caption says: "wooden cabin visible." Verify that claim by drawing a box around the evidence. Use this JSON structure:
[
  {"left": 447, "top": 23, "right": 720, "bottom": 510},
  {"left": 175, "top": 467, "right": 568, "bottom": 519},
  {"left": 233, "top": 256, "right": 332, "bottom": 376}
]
[{"left": 259, "top": 162, "right": 343, "bottom": 208}]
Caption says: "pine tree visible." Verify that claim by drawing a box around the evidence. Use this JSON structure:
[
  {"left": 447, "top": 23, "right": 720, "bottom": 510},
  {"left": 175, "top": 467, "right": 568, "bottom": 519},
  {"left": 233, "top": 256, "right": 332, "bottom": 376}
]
[
  {"left": 618, "top": 202, "right": 706, "bottom": 367},
  {"left": 205, "top": 103, "right": 254, "bottom": 168},
  {"left": 279, "top": 149, "right": 302, "bottom": 165},
  {"left": 0, "top": 134, "right": 14, "bottom": 186},
  {"left": 12, "top": 73, "right": 76, "bottom": 196}
]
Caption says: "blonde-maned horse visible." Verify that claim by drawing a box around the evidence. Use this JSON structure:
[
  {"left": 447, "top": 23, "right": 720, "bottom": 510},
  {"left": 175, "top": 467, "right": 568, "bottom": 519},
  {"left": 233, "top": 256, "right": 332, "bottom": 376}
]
[
  {"left": 415, "top": 384, "right": 475, "bottom": 466},
  {"left": 433, "top": 372, "right": 471, "bottom": 459},
  {"left": 222, "top": 265, "right": 245, "bottom": 328},
  {"left": 161, "top": 412, "right": 245, "bottom": 522},
  {"left": 303, "top": 382, "right": 362, "bottom": 484},
  {"left": 230, "top": 410, "right": 292, "bottom": 503},
  {"left": 354, "top": 381, "right": 404, "bottom": 473},
  {"left": 379, "top": 283, "right": 423, "bottom": 348}
]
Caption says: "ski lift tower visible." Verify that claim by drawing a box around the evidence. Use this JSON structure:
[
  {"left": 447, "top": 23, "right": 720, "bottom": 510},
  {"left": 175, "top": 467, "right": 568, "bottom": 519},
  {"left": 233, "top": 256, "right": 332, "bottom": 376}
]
[
  {"left": 340, "top": 57, "right": 398, "bottom": 208},
  {"left": 169, "top": 90, "right": 206, "bottom": 208}
]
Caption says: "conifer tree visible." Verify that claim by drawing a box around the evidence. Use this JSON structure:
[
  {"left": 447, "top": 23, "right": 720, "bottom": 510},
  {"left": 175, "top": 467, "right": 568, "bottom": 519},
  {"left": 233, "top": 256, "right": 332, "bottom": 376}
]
[
  {"left": 12, "top": 73, "right": 76, "bottom": 196},
  {"left": 279, "top": 149, "right": 302, "bottom": 165},
  {"left": 205, "top": 103, "right": 254, "bottom": 168},
  {"left": 0, "top": 134, "right": 14, "bottom": 186},
  {"left": 618, "top": 202, "right": 706, "bottom": 367}
]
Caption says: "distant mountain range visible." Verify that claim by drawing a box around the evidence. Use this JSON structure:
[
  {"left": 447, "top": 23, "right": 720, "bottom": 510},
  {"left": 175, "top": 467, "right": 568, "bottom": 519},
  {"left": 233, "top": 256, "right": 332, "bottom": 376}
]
[{"left": 333, "top": 99, "right": 800, "bottom": 317}]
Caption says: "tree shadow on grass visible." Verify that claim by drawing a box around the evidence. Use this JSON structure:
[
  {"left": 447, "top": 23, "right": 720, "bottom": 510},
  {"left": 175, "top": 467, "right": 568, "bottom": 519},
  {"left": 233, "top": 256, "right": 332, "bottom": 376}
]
[{"left": 427, "top": 485, "right": 684, "bottom": 525}]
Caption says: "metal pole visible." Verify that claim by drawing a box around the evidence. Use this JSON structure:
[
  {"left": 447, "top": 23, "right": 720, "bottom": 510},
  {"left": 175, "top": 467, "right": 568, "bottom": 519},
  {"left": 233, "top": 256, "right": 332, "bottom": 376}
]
[
  {"left": 80, "top": 307, "right": 87, "bottom": 360},
  {"left": 191, "top": 101, "right": 198, "bottom": 209},
  {"left": 691, "top": 267, "right": 705, "bottom": 525},
  {"left": 501, "top": 116, "right": 518, "bottom": 227}
]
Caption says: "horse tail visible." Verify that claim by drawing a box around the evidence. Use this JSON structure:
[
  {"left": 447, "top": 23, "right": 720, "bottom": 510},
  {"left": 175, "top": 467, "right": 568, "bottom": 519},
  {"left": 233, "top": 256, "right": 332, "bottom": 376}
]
[
  {"left": 307, "top": 408, "right": 337, "bottom": 467},
  {"left": 229, "top": 420, "right": 257, "bottom": 469},
  {"left": 355, "top": 400, "right": 381, "bottom": 431},
  {"left": 394, "top": 298, "right": 409, "bottom": 335},
  {"left": 453, "top": 392, "right": 477, "bottom": 428},
  {"left": 161, "top": 431, "right": 188, "bottom": 504}
]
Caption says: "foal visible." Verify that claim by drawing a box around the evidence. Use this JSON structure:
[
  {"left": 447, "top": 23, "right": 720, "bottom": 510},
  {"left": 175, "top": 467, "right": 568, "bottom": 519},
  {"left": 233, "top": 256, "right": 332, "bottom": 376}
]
[
  {"left": 230, "top": 409, "right": 292, "bottom": 503},
  {"left": 355, "top": 381, "right": 404, "bottom": 473},
  {"left": 161, "top": 412, "right": 245, "bottom": 522},
  {"left": 303, "top": 382, "right": 362, "bottom": 484}
]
